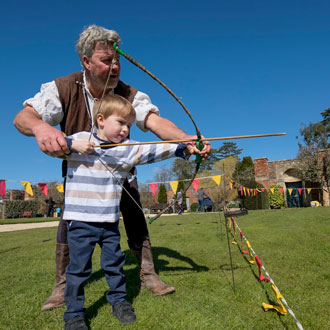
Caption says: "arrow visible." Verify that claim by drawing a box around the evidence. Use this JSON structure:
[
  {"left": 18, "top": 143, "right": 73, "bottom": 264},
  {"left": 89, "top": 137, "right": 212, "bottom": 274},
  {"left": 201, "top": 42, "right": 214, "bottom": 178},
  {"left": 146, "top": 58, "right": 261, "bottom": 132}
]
[{"left": 93, "top": 132, "right": 286, "bottom": 148}]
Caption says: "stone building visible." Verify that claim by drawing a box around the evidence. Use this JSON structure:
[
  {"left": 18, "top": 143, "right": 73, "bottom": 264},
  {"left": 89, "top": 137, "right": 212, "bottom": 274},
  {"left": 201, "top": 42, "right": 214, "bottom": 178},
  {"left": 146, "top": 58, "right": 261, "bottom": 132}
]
[{"left": 254, "top": 157, "right": 323, "bottom": 207}]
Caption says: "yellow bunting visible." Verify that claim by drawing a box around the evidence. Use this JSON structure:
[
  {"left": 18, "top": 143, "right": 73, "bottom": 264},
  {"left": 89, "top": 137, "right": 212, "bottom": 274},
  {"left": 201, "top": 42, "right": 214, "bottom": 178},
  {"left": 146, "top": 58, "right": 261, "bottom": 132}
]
[
  {"left": 270, "top": 188, "right": 274, "bottom": 194},
  {"left": 20, "top": 181, "right": 33, "bottom": 196},
  {"left": 288, "top": 188, "right": 293, "bottom": 195},
  {"left": 56, "top": 184, "right": 64, "bottom": 193},
  {"left": 246, "top": 240, "right": 255, "bottom": 264},
  {"left": 262, "top": 285, "right": 287, "bottom": 315},
  {"left": 212, "top": 175, "right": 221, "bottom": 186},
  {"left": 229, "top": 180, "right": 233, "bottom": 190},
  {"left": 169, "top": 181, "right": 179, "bottom": 194},
  {"left": 307, "top": 188, "right": 312, "bottom": 194}
]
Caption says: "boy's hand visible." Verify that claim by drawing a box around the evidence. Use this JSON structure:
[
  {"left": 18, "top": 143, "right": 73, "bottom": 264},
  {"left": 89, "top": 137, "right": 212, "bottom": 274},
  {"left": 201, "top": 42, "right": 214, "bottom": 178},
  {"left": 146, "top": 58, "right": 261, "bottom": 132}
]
[{"left": 71, "top": 140, "right": 95, "bottom": 154}]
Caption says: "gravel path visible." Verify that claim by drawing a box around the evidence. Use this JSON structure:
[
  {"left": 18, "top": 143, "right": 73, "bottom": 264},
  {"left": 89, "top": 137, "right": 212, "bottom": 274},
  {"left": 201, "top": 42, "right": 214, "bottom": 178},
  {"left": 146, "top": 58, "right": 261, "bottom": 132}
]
[{"left": 0, "top": 221, "right": 60, "bottom": 233}]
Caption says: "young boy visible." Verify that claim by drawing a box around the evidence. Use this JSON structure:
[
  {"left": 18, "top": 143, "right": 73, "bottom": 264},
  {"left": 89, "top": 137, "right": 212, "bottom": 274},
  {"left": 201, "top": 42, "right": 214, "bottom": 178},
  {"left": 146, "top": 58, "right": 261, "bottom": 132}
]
[{"left": 61, "top": 94, "right": 190, "bottom": 330}]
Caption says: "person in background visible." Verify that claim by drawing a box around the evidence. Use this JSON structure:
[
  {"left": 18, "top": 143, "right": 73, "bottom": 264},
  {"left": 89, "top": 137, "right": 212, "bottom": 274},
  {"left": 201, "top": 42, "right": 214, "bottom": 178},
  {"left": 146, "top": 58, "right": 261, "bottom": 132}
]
[{"left": 198, "top": 188, "right": 209, "bottom": 212}]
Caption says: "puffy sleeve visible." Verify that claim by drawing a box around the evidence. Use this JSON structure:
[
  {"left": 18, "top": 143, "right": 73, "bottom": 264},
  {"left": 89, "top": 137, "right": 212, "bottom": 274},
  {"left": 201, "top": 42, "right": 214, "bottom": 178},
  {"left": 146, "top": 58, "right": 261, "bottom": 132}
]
[
  {"left": 23, "top": 81, "right": 64, "bottom": 126},
  {"left": 132, "top": 91, "right": 160, "bottom": 132}
]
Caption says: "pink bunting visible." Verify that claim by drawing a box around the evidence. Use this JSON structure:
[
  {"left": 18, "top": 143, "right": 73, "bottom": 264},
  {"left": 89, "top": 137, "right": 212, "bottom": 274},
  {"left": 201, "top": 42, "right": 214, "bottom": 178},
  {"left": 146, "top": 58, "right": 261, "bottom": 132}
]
[
  {"left": 255, "top": 256, "right": 270, "bottom": 282},
  {"left": 149, "top": 183, "right": 158, "bottom": 196},
  {"left": 280, "top": 188, "right": 283, "bottom": 194},
  {"left": 192, "top": 179, "right": 200, "bottom": 192},
  {"left": 240, "top": 232, "right": 248, "bottom": 254},
  {"left": 261, "top": 188, "right": 265, "bottom": 192},
  {"left": 38, "top": 183, "right": 48, "bottom": 197},
  {"left": 0, "top": 180, "right": 6, "bottom": 199},
  {"left": 240, "top": 185, "right": 243, "bottom": 196},
  {"left": 298, "top": 188, "right": 302, "bottom": 195}
]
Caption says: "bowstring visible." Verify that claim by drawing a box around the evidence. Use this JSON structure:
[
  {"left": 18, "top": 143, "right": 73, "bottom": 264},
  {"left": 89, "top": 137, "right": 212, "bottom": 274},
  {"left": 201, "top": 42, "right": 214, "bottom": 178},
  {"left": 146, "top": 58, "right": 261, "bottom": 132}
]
[{"left": 88, "top": 44, "right": 148, "bottom": 218}]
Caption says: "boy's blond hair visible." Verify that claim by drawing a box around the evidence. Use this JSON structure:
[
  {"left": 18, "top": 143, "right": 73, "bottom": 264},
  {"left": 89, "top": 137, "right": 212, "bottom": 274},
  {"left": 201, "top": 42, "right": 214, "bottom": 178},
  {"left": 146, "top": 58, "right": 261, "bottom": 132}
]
[{"left": 93, "top": 94, "right": 136, "bottom": 128}]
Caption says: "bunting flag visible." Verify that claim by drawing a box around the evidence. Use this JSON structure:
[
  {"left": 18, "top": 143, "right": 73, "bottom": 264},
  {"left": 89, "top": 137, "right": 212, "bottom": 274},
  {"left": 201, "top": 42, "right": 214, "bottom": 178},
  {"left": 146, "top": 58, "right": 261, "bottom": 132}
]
[
  {"left": 261, "top": 188, "right": 265, "bottom": 192},
  {"left": 255, "top": 256, "right": 270, "bottom": 282},
  {"left": 246, "top": 240, "right": 255, "bottom": 264},
  {"left": 240, "top": 185, "right": 243, "bottom": 196},
  {"left": 270, "top": 188, "right": 274, "bottom": 194},
  {"left": 288, "top": 188, "right": 293, "bottom": 195},
  {"left": 231, "top": 218, "right": 238, "bottom": 245},
  {"left": 192, "top": 179, "right": 200, "bottom": 192},
  {"left": 169, "top": 181, "right": 179, "bottom": 194},
  {"left": 280, "top": 188, "right": 283, "bottom": 194},
  {"left": 212, "top": 175, "right": 221, "bottom": 186},
  {"left": 20, "top": 181, "right": 33, "bottom": 196},
  {"left": 240, "top": 232, "right": 248, "bottom": 254},
  {"left": 38, "top": 183, "right": 48, "bottom": 197},
  {"left": 56, "top": 184, "right": 64, "bottom": 193},
  {"left": 298, "top": 188, "right": 302, "bottom": 195},
  {"left": 149, "top": 183, "right": 158, "bottom": 196},
  {"left": 307, "top": 188, "right": 312, "bottom": 194},
  {"left": 262, "top": 285, "right": 287, "bottom": 315},
  {"left": 229, "top": 180, "right": 234, "bottom": 190},
  {"left": 0, "top": 180, "right": 6, "bottom": 199}
]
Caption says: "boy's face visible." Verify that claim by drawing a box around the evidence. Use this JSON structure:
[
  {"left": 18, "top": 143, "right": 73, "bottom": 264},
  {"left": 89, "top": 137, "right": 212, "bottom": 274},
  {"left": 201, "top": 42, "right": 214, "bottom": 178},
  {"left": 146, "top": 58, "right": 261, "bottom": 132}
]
[{"left": 97, "top": 113, "right": 135, "bottom": 143}]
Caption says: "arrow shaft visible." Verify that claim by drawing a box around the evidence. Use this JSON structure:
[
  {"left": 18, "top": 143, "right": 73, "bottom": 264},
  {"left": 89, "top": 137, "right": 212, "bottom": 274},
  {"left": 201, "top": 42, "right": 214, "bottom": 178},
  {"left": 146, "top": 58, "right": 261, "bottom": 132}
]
[{"left": 93, "top": 133, "right": 286, "bottom": 148}]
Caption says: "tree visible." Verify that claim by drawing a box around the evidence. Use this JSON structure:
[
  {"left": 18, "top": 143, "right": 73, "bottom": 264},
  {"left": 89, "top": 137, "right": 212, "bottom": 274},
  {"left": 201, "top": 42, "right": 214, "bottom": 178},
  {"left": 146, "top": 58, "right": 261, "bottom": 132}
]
[
  {"left": 198, "top": 156, "right": 239, "bottom": 204},
  {"left": 158, "top": 184, "right": 167, "bottom": 203},
  {"left": 232, "top": 156, "right": 255, "bottom": 186},
  {"left": 153, "top": 165, "right": 173, "bottom": 184},
  {"left": 218, "top": 142, "right": 242, "bottom": 159},
  {"left": 171, "top": 159, "right": 196, "bottom": 185},
  {"left": 200, "top": 142, "right": 242, "bottom": 171},
  {"left": 297, "top": 109, "right": 330, "bottom": 205}
]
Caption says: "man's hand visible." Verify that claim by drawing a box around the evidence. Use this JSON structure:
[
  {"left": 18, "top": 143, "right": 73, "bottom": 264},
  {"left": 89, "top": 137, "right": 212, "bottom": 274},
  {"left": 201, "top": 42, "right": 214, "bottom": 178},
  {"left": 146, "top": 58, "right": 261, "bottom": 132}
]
[
  {"left": 183, "top": 135, "right": 211, "bottom": 161},
  {"left": 14, "top": 106, "right": 69, "bottom": 157},
  {"left": 33, "top": 122, "right": 70, "bottom": 157}
]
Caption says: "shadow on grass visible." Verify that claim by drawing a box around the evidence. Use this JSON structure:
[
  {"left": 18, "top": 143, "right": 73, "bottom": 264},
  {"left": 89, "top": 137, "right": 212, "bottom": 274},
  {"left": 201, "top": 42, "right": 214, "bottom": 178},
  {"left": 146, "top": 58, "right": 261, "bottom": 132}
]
[{"left": 84, "top": 246, "right": 208, "bottom": 325}]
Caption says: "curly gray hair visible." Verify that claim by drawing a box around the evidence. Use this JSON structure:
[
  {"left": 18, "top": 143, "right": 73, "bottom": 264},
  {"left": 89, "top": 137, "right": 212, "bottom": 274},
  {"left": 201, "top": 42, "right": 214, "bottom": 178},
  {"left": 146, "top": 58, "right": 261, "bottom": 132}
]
[{"left": 76, "top": 25, "right": 121, "bottom": 63}]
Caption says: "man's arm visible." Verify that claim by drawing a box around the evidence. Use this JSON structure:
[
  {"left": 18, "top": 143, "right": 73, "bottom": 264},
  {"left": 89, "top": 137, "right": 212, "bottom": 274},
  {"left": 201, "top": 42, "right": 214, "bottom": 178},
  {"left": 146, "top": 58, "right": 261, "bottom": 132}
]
[
  {"left": 144, "top": 112, "right": 211, "bottom": 160},
  {"left": 13, "top": 105, "right": 69, "bottom": 156}
]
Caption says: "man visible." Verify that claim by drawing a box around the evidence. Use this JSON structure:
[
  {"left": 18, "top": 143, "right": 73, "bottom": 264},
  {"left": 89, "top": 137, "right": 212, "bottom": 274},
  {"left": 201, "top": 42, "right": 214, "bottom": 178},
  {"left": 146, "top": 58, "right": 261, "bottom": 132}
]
[
  {"left": 198, "top": 188, "right": 209, "bottom": 212},
  {"left": 14, "top": 25, "right": 211, "bottom": 312}
]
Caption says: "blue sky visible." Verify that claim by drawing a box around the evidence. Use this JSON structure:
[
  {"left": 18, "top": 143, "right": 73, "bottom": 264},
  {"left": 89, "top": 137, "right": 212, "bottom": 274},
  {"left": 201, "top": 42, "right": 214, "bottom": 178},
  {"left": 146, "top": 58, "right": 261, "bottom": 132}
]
[{"left": 2, "top": 0, "right": 330, "bottom": 190}]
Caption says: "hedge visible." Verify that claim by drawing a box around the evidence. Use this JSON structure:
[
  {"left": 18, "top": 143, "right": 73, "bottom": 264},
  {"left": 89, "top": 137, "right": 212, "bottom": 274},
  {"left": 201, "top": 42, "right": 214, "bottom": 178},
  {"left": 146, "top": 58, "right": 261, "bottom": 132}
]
[{"left": 3, "top": 200, "right": 38, "bottom": 219}]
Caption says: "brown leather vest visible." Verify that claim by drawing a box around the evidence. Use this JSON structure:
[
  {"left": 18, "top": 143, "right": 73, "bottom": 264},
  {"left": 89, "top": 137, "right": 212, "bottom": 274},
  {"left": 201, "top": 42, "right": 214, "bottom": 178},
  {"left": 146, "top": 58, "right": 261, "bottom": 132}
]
[
  {"left": 54, "top": 71, "right": 138, "bottom": 136},
  {"left": 54, "top": 71, "right": 138, "bottom": 176}
]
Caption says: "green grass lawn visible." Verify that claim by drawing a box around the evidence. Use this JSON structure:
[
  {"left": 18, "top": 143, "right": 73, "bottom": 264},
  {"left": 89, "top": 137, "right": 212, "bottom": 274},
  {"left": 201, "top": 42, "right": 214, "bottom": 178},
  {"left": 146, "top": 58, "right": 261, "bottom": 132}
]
[{"left": 0, "top": 208, "right": 329, "bottom": 329}]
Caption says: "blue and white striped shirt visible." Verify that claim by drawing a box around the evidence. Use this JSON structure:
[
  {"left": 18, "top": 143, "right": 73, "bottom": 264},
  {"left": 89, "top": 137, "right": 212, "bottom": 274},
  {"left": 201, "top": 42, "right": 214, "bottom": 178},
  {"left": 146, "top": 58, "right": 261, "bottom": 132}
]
[{"left": 63, "top": 132, "right": 188, "bottom": 223}]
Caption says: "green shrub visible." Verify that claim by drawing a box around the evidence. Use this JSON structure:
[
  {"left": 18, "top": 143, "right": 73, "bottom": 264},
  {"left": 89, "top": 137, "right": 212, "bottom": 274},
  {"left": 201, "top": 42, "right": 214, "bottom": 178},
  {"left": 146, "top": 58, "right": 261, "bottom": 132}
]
[
  {"left": 227, "top": 201, "right": 240, "bottom": 208},
  {"left": 190, "top": 202, "right": 198, "bottom": 212},
  {"left": 4, "top": 200, "right": 38, "bottom": 218},
  {"left": 269, "top": 184, "right": 285, "bottom": 209}
]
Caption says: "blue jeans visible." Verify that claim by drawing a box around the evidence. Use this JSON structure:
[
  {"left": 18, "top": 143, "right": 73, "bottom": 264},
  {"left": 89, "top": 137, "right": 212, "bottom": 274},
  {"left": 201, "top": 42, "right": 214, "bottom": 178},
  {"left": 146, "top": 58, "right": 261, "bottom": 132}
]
[
  {"left": 63, "top": 220, "right": 126, "bottom": 322},
  {"left": 198, "top": 200, "right": 204, "bottom": 212}
]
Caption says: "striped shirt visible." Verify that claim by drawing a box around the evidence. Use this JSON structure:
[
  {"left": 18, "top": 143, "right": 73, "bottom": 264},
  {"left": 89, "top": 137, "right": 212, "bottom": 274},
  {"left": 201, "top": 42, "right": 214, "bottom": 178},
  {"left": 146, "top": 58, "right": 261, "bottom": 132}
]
[{"left": 63, "top": 132, "right": 187, "bottom": 223}]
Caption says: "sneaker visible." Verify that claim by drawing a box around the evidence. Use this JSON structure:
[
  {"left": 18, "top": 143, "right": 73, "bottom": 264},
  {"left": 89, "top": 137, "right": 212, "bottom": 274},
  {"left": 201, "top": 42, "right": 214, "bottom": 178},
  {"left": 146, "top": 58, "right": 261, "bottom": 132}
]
[
  {"left": 112, "top": 301, "right": 136, "bottom": 325},
  {"left": 64, "top": 316, "right": 88, "bottom": 330}
]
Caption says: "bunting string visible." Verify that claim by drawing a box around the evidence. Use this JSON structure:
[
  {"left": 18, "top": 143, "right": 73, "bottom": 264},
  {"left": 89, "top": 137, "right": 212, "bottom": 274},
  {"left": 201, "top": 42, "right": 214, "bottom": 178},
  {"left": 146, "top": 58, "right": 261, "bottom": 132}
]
[{"left": 230, "top": 217, "right": 304, "bottom": 330}]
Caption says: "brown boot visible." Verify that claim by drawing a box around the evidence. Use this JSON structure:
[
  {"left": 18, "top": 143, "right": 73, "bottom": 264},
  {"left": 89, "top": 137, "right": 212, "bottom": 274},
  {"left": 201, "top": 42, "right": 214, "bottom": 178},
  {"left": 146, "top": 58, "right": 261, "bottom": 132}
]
[
  {"left": 41, "top": 243, "right": 69, "bottom": 311},
  {"left": 136, "top": 239, "right": 175, "bottom": 296}
]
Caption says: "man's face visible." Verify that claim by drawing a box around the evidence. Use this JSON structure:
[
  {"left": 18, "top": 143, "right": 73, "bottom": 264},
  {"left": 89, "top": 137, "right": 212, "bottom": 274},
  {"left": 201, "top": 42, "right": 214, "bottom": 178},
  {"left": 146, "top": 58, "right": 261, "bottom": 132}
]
[{"left": 83, "top": 41, "right": 121, "bottom": 90}]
